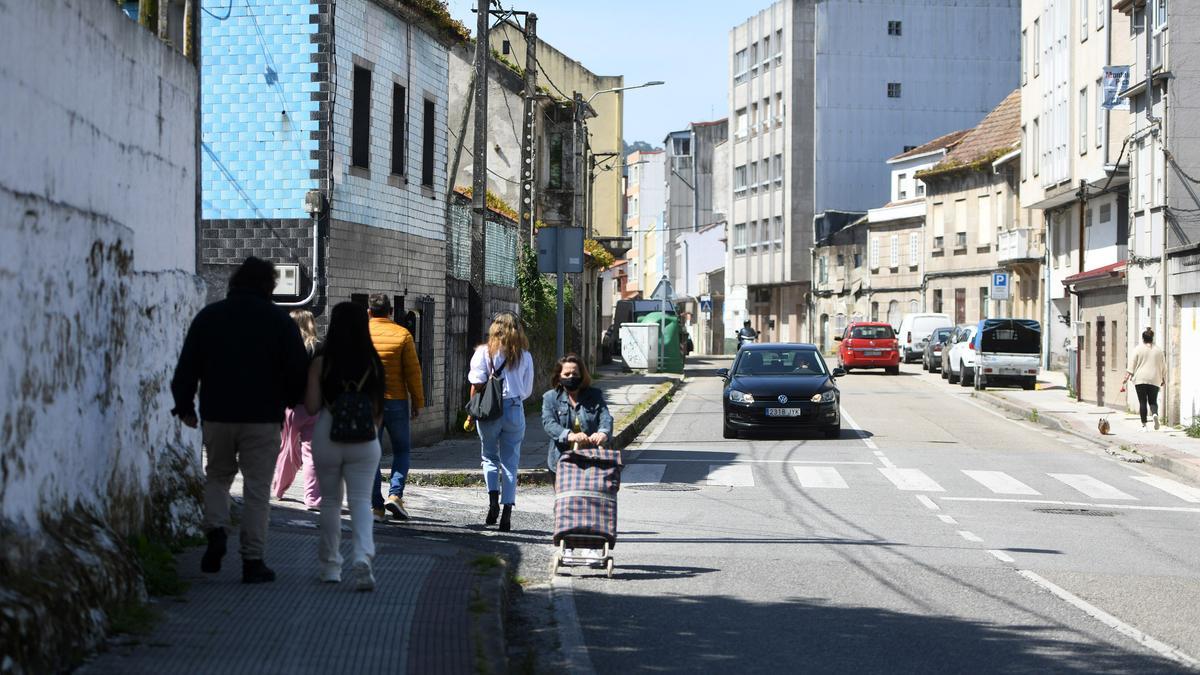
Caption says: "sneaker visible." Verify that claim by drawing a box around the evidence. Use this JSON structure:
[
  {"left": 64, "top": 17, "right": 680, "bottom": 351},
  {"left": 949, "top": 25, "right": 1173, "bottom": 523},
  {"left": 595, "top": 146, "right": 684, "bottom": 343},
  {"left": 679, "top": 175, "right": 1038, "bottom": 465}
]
[
  {"left": 372, "top": 507, "right": 387, "bottom": 522},
  {"left": 352, "top": 560, "right": 375, "bottom": 592},
  {"left": 1153, "top": 414, "right": 1160, "bottom": 430},
  {"left": 201, "top": 528, "right": 226, "bottom": 574},
  {"left": 385, "top": 495, "right": 409, "bottom": 520},
  {"left": 320, "top": 564, "right": 341, "bottom": 583},
  {"left": 242, "top": 559, "right": 276, "bottom": 584}
]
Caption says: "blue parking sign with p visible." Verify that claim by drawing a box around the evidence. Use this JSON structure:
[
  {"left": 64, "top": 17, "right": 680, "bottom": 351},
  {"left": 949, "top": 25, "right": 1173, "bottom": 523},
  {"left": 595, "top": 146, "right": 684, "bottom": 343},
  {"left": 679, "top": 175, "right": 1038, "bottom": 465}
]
[{"left": 993, "top": 272, "right": 1008, "bottom": 287}]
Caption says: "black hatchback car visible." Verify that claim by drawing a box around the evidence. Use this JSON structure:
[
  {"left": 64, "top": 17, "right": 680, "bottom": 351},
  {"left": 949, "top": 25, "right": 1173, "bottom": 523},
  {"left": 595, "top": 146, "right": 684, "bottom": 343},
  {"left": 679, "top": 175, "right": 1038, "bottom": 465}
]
[{"left": 718, "top": 343, "right": 844, "bottom": 439}]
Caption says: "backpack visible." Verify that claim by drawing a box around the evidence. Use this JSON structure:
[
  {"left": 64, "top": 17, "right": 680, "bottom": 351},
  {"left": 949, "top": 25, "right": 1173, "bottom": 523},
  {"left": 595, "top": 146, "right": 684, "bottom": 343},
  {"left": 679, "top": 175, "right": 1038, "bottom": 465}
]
[
  {"left": 327, "top": 365, "right": 377, "bottom": 443},
  {"left": 465, "top": 355, "right": 507, "bottom": 422}
]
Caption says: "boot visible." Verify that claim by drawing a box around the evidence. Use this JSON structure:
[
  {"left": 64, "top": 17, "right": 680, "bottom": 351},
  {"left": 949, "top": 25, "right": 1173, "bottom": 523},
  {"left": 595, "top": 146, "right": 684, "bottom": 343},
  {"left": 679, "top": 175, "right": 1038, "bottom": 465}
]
[
  {"left": 242, "top": 559, "right": 277, "bottom": 584},
  {"left": 200, "top": 527, "right": 226, "bottom": 574},
  {"left": 498, "top": 505, "right": 513, "bottom": 532},
  {"left": 485, "top": 491, "right": 500, "bottom": 525}
]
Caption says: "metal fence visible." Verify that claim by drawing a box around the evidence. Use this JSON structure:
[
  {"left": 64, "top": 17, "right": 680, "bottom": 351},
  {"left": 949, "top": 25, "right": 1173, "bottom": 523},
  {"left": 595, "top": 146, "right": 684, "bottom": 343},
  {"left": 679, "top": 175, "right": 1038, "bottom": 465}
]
[
  {"left": 485, "top": 217, "right": 517, "bottom": 287},
  {"left": 448, "top": 201, "right": 471, "bottom": 281}
]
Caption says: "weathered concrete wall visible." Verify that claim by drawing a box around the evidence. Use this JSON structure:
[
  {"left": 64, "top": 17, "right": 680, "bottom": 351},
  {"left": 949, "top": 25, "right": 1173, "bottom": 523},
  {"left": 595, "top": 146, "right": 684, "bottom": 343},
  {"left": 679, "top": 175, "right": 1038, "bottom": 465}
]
[{"left": 0, "top": 1, "right": 205, "bottom": 671}]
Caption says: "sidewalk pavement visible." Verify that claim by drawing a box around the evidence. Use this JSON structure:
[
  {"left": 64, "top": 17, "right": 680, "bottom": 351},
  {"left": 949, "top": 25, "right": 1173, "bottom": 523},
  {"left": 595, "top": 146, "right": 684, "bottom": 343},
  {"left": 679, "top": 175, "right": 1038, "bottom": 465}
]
[
  {"left": 406, "top": 359, "right": 682, "bottom": 483},
  {"left": 973, "top": 369, "right": 1200, "bottom": 484}
]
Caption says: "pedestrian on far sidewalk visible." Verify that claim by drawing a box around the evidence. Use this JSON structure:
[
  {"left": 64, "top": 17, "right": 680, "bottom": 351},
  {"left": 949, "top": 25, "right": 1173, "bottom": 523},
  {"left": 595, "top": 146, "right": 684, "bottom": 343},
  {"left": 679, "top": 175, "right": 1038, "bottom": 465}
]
[
  {"left": 1124, "top": 328, "right": 1167, "bottom": 430},
  {"left": 542, "top": 354, "right": 614, "bottom": 471},
  {"left": 307, "top": 302, "right": 386, "bottom": 591},
  {"left": 170, "top": 257, "right": 309, "bottom": 584},
  {"left": 367, "top": 294, "right": 424, "bottom": 521},
  {"left": 466, "top": 312, "right": 534, "bottom": 531},
  {"left": 271, "top": 309, "right": 323, "bottom": 510}
]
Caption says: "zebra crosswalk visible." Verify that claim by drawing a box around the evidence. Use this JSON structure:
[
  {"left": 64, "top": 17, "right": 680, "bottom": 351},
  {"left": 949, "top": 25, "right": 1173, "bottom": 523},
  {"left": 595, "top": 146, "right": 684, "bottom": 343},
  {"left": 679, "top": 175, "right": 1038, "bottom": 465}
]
[{"left": 623, "top": 461, "right": 1200, "bottom": 507}]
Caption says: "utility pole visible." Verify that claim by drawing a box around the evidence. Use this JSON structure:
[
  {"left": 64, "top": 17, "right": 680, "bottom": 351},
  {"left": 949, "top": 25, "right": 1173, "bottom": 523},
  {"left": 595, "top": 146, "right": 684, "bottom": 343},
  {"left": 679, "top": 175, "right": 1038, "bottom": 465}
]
[
  {"left": 470, "top": 0, "right": 490, "bottom": 340},
  {"left": 560, "top": 92, "right": 584, "bottom": 358},
  {"left": 518, "top": 14, "right": 538, "bottom": 246}
]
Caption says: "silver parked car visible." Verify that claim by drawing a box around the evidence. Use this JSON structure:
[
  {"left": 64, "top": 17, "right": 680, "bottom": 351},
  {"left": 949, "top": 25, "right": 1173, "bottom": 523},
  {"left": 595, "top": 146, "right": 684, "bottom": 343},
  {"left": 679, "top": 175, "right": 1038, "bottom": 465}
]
[{"left": 922, "top": 326, "right": 953, "bottom": 373}]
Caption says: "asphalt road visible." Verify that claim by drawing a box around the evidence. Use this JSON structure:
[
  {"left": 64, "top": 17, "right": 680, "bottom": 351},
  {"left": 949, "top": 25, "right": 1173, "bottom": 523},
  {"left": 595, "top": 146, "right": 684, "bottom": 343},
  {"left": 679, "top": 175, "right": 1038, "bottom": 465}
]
[{"left": 562, "top": 357, "right": 1200, "bottom": 674}]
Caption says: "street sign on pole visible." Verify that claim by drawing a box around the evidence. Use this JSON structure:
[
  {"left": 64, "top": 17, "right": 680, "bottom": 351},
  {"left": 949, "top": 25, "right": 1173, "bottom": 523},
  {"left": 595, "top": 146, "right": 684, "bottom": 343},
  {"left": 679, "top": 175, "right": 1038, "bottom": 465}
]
[
  {"left": 536, "top": 227, "right": 586, "bottom": 356},
  {"left": 991, "top": 271, "right": 1010, "bottom": 301}
]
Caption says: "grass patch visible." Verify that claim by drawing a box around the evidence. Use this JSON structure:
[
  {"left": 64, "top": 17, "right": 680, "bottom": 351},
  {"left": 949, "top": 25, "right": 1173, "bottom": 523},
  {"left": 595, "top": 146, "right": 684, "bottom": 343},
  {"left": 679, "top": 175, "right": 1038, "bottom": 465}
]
[
  {"left": 1186, "top": 419, "right": 1200, "bottom": 439},
  {"left": 108, "top": 601, "right": 161, "bottom": 636},
  {"left": 615, "top": 380, "right": 676, "bottom": 431},
  {"left": 1029, "top": 408, "right": 1040, "bottom": 424},
  {"left": 130, "top": 535, "right": 188, "bottom": 597},
  {"left": 470, "top": 554, "right": 504, "bottom": 574}
]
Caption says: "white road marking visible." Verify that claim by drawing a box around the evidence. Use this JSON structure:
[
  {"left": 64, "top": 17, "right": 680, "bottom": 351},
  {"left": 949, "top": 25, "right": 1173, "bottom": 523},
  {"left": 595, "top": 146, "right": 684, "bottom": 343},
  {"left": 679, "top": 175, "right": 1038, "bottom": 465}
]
[
  {"left": 958, "top": 530, "right": 984, "bottom": 542},
  {"left": 879, "top": 468, "right": 945, "bottom": 492},
  {"left": 839, "top": 406, "right": 878, "bottom": 450},
  {"left": 551, "top": 576, "right": 597, "bottom": 675},
  {"left": 792, "top": 466, "right": 849, "bottom": 489},
  {"left": 621, "top": 463, "right": 667, "bottom": 485},
  {"left": 633, "top": 458, "right": 873, "bottom": 465},
  {"left": 916, "top": 495, "right": 940, "bottom": 511},
  {"left": 939, "top": 497, "right": 1200, "bottom": 513},
  {"left": 706, "top": 464, "right": 756, "bottom": 487},
  {"left": 877, "top": 455, "right": 898, "bottom": 469},
  {"left": 938, "top": 514, "right": 958, "bottom": 525},
  {"left": 988, "top": 549, "right": 1016, "bottom": 563},
  {"left": 962, "top": 470, "right": 1041, "bottom": 495},
  {"left": 1132, "top": 475, "right": 1200, "bottom": 503},
  {"left": 1017, "top": 570, "right": 1200, "bottom": 669},
  {"left": 1050, "top": 474, "right": 1138, "bottom": 501}
]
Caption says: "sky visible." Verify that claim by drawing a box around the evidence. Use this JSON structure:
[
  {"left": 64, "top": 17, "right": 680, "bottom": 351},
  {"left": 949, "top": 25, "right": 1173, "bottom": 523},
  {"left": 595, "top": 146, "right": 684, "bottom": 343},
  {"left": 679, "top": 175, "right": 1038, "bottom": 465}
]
[{"left": 445, "top": 0, "right": 760, "bottom": 148}]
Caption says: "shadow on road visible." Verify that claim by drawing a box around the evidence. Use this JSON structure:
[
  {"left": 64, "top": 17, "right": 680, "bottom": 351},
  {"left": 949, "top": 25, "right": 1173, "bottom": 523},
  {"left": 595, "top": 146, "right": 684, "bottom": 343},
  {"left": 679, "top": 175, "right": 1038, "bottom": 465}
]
[{"left": 572, "top": 590, "right": 1185, "bottom": 674}]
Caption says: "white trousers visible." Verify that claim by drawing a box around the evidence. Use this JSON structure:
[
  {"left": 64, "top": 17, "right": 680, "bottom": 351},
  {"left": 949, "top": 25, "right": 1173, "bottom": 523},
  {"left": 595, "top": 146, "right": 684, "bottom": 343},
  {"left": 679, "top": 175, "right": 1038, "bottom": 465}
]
[{"left": 312, "top": 412, "right": 381, "bottom": 570}]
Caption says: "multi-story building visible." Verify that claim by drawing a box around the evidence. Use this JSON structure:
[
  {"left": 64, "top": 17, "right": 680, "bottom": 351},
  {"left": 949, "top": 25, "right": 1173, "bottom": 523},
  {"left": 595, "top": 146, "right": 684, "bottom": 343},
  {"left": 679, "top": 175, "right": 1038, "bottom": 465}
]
[
  {"left": 919, "top": 91, "right": 1029, "bottom": 329},
  {"left": 726, "top": 0, "right": 1020, "bottom": 343},
  {"left": 1116, "top": 0, "right": 1200, "bottom": 425},
  {"left": 864, "top": 131, "right": 970, "bottom": 329},
  {"left": 811, "top": 215, "right": 868, "bottom": 353},
  {"left": 625, "top": 149, "right": 666, "bottom": 296},
  {"left": 664, "top": 120, "right": 730, "bottom": 290},
  {"left": 200, "top": 0, "right": 463, "bottom": 443},
  {"left": 1019, "top": 0, "right": 1133, "bottom": 384}
]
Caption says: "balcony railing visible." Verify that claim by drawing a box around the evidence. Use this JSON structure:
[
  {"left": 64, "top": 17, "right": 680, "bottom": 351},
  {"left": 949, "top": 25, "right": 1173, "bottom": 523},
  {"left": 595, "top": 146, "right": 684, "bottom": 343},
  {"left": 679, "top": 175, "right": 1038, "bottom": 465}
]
[{"left": 997, "top": 228, "right": 1040, "bottom": 264}]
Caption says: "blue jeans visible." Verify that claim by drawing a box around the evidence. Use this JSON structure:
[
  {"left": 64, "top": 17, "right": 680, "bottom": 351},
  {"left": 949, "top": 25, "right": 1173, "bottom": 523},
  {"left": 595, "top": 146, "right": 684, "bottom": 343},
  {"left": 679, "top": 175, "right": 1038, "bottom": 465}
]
[
  {"left": 478, "top": 398, "right": 525, "bottom": 505},
  {"left": 372, "top": 399, "right": 411, "bottom": 508}
]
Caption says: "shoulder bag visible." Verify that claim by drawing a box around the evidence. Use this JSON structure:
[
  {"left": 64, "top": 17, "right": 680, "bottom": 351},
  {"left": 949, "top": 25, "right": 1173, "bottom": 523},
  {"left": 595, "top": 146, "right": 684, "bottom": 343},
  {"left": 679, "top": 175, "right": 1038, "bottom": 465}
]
[{"left": 466, "top": 355, "right": 507, "bottom": 422}]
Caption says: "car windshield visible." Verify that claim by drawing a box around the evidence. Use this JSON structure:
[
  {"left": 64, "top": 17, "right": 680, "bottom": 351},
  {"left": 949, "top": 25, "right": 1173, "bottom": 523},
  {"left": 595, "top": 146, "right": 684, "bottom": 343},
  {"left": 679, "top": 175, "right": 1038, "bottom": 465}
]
[
  {"left": 850, "top": 325, "right": 894, "bottom": 339},
  {"left": 933, "top": 328, "right": 952, "bottom": 342},
  {"left": 735, "top": 349, "right": 828, "bottom": 376}
]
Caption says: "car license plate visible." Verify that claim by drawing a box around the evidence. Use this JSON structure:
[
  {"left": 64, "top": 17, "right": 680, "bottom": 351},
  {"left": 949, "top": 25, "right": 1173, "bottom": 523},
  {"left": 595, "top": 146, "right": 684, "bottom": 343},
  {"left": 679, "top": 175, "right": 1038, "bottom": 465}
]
[
  {"left": 766, "top": 408, "right": 803, "bottom": 417},
  {"left": 864, "top": 350, "right": 882, "bottom": 357},
  {"left": 1000, "top": 367, "right": 1020, "bottom": 375}
]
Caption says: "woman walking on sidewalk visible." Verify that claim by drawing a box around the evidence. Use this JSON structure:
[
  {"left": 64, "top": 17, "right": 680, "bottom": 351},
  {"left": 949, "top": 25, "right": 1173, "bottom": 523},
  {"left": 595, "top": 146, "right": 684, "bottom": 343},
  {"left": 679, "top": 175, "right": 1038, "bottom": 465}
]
[
  {"left": 542, "top": 355, "right": 614, "bottom": 471},
  {"left": 467, "top": 313, "right": 534, "bottom": 532},
  {"left": 272, "top": 310, "right": 323, "bottom": 509},
  {"left": 1124, "top": 328, "right": 1167, "bottom": 431},
  {"left": 306, "top": 302, "right": 385, "bottom": 591}
]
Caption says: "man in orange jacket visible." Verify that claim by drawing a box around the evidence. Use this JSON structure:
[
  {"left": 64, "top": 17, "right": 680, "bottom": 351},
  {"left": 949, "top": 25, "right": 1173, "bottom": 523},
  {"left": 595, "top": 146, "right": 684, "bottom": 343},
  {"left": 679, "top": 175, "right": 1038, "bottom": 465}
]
[{"left": 368, "top": 294, "right": 425, "bottom": 520}]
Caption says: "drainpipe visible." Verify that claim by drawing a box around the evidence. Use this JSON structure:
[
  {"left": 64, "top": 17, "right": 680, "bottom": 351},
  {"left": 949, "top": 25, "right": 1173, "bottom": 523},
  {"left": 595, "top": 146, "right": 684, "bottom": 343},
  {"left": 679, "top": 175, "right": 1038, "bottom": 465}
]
[{"left": 1044, "top": 211, "right": 1053, "bottom": 371}]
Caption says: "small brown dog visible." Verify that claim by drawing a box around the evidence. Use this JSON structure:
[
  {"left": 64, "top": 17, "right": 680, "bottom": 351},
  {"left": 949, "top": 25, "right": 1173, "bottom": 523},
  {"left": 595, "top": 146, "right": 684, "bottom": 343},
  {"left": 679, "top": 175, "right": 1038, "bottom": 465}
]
[{"left": 1098, "top": 417, "right": 1111, "bottom": 435}]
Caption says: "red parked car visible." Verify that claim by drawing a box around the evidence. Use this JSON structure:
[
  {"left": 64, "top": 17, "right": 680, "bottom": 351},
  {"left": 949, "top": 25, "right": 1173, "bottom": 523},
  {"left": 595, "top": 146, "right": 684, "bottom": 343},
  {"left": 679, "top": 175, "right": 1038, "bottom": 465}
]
[{"left": 836, "top": 322, "right": 901, "bottom": 374}]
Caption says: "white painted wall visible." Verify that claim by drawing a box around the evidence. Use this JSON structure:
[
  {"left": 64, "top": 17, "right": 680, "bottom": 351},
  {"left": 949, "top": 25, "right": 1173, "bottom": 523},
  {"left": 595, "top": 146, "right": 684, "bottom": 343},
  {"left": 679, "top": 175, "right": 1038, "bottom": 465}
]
[
  {"left": 0, "top": 0, "right": 205, "bottom": 536},
  {"left": 675, "top": 226, "right": 726, "bottom": 300}
]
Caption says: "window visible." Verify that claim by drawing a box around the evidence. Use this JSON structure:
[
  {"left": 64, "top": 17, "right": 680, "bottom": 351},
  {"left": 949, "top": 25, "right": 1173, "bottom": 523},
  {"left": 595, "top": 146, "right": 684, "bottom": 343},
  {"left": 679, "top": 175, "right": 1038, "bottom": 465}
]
[
  {"left": 735, "top": 108, "right": 748, "bottom": 138},
  {"left": 836, "top": 254, "right": 845, "bottom": 267},
  {"left": 351, "top": 65, "right": 372, "bottom": 169},
  {"left": 775, "top": 29, "right": 783, "bottom": 56},
  {"left": 887, "top": 82, "right": 902, "bottom": 98},
  {"left": 1110, "top": 320, "right": 1118, "bottom": 369},
  {"left": 775, "top": 93, "right": 784, "bottom": 124},
  {"left": 734, "top": 49, "right": 749, "bottom": 82},
  {"left": 774, "top": 216, "right": 784, "bottom": 248},
  {"left": 673, "top": 136, "right": 691, "bottom": 156},
  {"left": 1079, "top": 87, "right": 1088, "bottom": 153},
  {"left": 1021, "top": 125, "right": 1028, "bottom": 180},
  {"left": 819, "top": 256, "right": 828, "bottom": 283},
  {"left": 762, "top": 35, "right": 770, "bottom": 63},
  {"left": 733, "top": 223, "right": 747, "bottom": 254},
  {"left": 956, "top": 231, "right": 967, "bottom": 249},
  {"left": 898, "top": 173, "right": 907, "bottom": 200},
  {"left": 871, "top": 302, "right": 880, "bottom": 321},
  {"left": 734, "top": 165, "right": 748, "bottom": 193},
  {"left": 932, "top": 202, "right": 945, "bottom": 242},
  {"left": 870, "top": 237, "right": 880, "bottom": 269},
  {"left": 1096, "top": 79, "right": 1104, "bottom": 149},
  {"left": 953, "top": 198, "right": 967, "bottom": 239},
  {"left": 916, "top": 182, "right": 925, "bottom": 197},
  {"left": 1098, "top": 0, "right": 1105, "bottom": 29},
  {"left": 888, "top": 20, "right": 902, "bottom": 36},
  {"left": 1154, "top": 0, "right": 1166, "bottom": 30},
  {"left": 890, "top": 234, "right": 899, "bottom": 268},
  {"left": 548, "top": 134, "right": 563, "bottom": 189},
  {"left": 909, "top": 232, "right": 919, "bottom": 266},
  {"left": 854, "top": 252, "right": 862, "bottom": 268},
  {"left": 391, "top": 83, "right": 406, "bottom": 176},
  {"left": 421, "top": 98, "right": 435, "bottom": 187},
  {"left": 749, "top": 162, "right": 758, "bottom": 190},
  {"left": 750, "top": 102, "right": 759, "bottom": 130},
  {"left": 1080, "top": 0, "right": 1088, "bottom": 37},
  {"left": 750, "top": 42, "right": 759, "bottom": 67},
  {"left": 977, "top": 194, "right": 992, "bottom": 246},
  {"left": 1021, "top": 29, "right": 1028, "bottom": 85},
  {"left": 910, "top": 300, "right": 919, "bottom": 315},
  {"left": 761, "top": 158, "right": 770, "bottom": 185},
  {"left": 502, "top": 40, "right": 511, "bottom": 55},
  {"left": 1033, "top": 18, "right": 1040, "bottom": 77},
  {"left": 773, "top": 154, "right": 783, "bottom": 183},
  {"left": 1031, "top": 118, "right": 1040, "bottom": 176},
  {"left": 933, "top": 289, "right": 943, "bottom": 313},
  {"left": 980, "top": 287, "right": 989, "bottom": 320}
]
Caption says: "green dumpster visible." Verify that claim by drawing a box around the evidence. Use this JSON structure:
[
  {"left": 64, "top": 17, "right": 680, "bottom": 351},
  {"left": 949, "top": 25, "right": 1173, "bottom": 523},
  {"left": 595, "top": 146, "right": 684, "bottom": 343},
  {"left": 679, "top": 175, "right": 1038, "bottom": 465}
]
[{"left": 639, "top": 311, "right": 683, "bottom": 373}]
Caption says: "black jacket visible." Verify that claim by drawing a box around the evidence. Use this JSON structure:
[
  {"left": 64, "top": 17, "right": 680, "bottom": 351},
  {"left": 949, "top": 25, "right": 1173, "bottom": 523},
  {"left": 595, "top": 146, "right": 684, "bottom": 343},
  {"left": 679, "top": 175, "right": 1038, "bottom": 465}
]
[{"left": 171, "top": 289, "right": 309, "bottom": 424}]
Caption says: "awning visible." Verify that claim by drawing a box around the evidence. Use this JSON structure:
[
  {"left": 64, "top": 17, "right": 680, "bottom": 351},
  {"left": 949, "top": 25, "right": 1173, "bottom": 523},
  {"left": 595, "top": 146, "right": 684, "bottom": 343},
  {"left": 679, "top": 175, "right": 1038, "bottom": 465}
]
[{"left": 1063, "top": 260, "right": 1127, "bottom": 286}]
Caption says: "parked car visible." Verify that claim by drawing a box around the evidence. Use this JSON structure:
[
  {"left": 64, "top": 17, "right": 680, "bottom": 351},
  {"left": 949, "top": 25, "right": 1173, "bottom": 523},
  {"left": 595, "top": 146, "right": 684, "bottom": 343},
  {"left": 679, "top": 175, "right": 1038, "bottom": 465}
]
[
  {"left": 718, "top": 343, "right": 843, "bottom": 439},
  {"left": 922, "top": 326, "right": 953, "bottom": 373},
  {"left": 897, "top": 313, "right": 953, "bottom": 363},
  {"left": 972, "top": 318, "right": 1041, "bottom": 391},
  {"left": 942, "top": 324, "right": 978, "bottom": 386},
  {"left": 836, "top": 322, "right": 900, "bottom": 374}
]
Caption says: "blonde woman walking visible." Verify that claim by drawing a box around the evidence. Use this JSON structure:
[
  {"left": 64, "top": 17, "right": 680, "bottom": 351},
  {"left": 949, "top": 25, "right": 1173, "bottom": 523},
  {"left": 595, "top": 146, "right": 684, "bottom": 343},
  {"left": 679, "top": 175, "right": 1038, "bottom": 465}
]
[
  {"left": 467, "top": 312, "right": 534, "bottom": 531},
  {"left": 272, "top": 310, "right": 323, "bottom": 509}
]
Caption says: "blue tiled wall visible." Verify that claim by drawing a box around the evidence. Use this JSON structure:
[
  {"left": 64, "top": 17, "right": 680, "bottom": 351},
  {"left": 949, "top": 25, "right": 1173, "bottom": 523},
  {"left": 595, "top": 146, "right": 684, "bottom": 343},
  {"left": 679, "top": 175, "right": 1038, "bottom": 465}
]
[{"left": 201, "top": 0, "right": 320, "bottom": 220}]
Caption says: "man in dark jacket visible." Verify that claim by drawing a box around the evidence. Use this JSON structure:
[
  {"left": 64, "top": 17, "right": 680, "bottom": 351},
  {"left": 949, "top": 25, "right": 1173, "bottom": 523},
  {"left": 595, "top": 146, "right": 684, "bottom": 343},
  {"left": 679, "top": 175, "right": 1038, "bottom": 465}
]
[{"left": 171, "top": 257, "right": 309, "bottom": 583}]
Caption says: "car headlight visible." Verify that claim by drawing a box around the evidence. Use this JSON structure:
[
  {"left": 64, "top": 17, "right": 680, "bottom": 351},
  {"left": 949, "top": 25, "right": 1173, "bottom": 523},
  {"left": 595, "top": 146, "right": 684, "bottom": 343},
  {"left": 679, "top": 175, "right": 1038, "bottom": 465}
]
[
  {"left": 729, "top": 389, "right": 755, "bottom": 404},
  {"left": 810, "top": 391, "right": 837, "bottom": 403}
]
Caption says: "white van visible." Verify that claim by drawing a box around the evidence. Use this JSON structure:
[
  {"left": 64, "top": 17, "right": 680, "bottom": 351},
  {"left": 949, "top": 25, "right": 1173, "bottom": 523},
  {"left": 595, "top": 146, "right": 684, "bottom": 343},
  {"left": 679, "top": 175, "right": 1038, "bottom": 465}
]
[{"left": 896, "top": 313, "right": 953, "bottom": 363}]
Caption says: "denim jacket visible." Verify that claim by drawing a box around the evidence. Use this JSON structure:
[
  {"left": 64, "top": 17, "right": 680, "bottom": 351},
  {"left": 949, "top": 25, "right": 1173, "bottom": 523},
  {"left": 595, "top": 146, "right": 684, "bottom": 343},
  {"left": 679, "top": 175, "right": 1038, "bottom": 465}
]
[{"left": 542, "top": 386, "right": 614, "bottom": 469}]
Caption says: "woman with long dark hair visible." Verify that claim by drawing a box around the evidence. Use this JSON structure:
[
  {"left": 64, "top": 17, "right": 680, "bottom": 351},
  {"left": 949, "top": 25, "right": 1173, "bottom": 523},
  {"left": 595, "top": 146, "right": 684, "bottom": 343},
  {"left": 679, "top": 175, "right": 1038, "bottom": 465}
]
[{"left": 306, "top": 302, "right": 385, "bottom": 591}]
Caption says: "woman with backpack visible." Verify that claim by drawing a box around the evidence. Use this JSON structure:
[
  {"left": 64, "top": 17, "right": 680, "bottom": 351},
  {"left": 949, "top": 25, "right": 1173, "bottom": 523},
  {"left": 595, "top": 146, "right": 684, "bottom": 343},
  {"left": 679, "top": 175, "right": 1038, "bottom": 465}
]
[
  {"left": 306, "top": 302, "right": 386, "bottom": 591},
  {"left": 466, "top": 312, "right": 534, "bottom": 532}
]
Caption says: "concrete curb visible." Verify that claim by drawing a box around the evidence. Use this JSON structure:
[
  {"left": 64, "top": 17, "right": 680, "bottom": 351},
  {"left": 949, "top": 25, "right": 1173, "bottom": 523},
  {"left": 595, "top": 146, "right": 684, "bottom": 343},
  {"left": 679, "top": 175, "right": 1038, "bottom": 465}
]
[
  {"left": 611, "top": 377, "right": 683, "bottom": 450},
  {"left": 972, "top": 390, "right": 1200, "bottom": 485},
  {"left": 469, "top": 554, "right": 510, "bottom": 675}
]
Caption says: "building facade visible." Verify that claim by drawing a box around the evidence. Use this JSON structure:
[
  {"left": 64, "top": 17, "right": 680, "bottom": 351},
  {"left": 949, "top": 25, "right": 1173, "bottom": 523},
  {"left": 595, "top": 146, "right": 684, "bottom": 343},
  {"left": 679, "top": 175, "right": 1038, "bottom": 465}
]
[
  {"left": 664, "top": 120, "right": 730, "bottom": 289},
  {"left": 812, "top": 217, "right": 869, "bottom": 353},
  {"left": 625, "top": 149, "right": 666, "bottom": 296},
  {"left": 726, "top": 0, "right": 1021, "bottom": 344}
]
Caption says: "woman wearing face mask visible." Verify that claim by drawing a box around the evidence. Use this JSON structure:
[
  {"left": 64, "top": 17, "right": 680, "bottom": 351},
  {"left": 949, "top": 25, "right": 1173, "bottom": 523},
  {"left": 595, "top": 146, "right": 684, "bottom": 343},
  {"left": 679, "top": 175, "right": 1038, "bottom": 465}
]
[{"left": 542, "top": 354, "right": 614, "bottom": 472}]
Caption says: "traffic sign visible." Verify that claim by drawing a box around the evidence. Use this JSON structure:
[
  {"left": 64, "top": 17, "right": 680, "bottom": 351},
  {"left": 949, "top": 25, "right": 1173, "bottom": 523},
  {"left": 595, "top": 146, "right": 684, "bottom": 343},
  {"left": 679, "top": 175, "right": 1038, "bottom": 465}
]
[{"left": 991, "top": 271, "right": 1010, "bottom": 301}]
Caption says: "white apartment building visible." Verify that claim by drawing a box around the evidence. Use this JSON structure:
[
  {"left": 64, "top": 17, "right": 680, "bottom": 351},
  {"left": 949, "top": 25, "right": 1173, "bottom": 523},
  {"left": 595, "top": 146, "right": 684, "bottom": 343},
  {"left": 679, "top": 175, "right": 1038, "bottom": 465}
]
[
  {"left": 625, "top": 149, "right": 666, "bottom": 296},
  {"left": 726, "top": 0, "right": 1020, "bottom": 343},
  {"left": 1019, "top": 0, "right": 1132, "bottom": 390}
]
